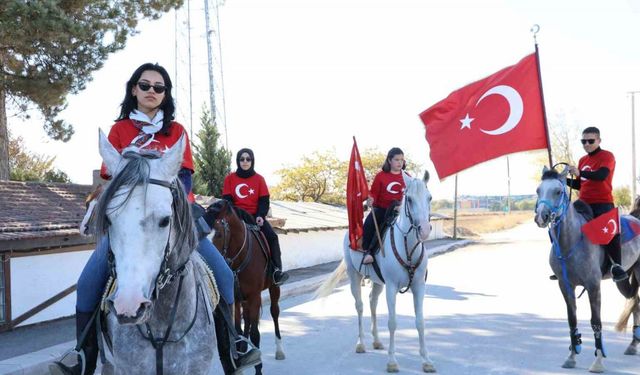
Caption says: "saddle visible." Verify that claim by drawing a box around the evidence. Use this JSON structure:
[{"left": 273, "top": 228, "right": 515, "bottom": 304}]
[
  {"left": 573, "top": 200, "right": 593, "bottom": 221},
  {"left": 367, "top": 201, "right": 401, "bottom": 254}
]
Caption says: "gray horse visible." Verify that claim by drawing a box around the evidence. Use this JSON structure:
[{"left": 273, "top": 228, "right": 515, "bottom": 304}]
[
  {"left": 95, "top": 131, "right": 217, "bottom": 374},
  {"left": 535, "top": 166, "right": 640, "bottom": 372}
]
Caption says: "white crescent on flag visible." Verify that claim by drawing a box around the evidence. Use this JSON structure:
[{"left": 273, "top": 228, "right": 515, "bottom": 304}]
[{"left": 477, "top": 85, "right": 524, "bottom": 136}]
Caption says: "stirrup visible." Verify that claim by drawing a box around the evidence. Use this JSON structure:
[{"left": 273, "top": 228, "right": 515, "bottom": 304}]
[
  {"left": 611, "top": 264, "right": 628, "bottom": 282},
  {"left": 273, "top": 270, "right": 289, "bottom": 286},
  {"left": 49, "top": 348, "right": 85, "bottom": 375},
  {"left": 231, "top": 336, "right": 261, "bottom": 373}
]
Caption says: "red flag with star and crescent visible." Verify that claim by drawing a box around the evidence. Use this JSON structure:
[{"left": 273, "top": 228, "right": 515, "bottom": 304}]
[
  {"left": 347, "top": 137, "right": 369, "bottom": 250},
  {"left": 419, "top": 53, "right": 549, "bottom": 180},
  {"left": 581, "top": 208, "right": 620, "bottom": 245}
]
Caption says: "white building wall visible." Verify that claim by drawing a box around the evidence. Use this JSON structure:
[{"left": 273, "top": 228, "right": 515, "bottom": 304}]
[
  {"left": 10, "top": 249, "right": 93, "bottom": 327},
  {"left": 279, "top": 229, "right": 346, "bottom": 270}
]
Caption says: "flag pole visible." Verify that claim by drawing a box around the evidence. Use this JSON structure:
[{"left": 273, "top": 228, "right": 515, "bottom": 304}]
[
  {"left": 453, "top": 174, "right": 458, "bottom": 239},
  {"left": 531, "top": 24, "right": 553, "bottom": 167}
]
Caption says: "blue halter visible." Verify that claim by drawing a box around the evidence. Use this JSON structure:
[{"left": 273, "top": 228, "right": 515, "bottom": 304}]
[{"left": 536, "top": 178, "right": 583, "bottom": 300}]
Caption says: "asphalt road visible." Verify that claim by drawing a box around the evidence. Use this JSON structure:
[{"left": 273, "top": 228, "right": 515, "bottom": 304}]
[{"left": 216, "top": 222, "right": 640, "bottom": 374}]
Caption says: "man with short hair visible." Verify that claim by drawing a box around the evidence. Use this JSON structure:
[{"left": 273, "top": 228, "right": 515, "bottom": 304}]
[{"left": 567, "top": 126, "right": 627, "bottom": 282}]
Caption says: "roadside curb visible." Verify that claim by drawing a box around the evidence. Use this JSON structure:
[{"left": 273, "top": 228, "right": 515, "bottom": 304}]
[{"left": 0, "top": 239, "right": 472, "bottom": 375}]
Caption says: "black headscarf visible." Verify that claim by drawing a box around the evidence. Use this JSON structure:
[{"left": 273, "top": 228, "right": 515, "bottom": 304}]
[{"left": 235, "top": 148, "right": 256, "bottom": 178}]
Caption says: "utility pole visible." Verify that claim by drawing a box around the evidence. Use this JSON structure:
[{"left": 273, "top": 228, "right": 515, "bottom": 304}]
[
  {"left": 630, "top": 91, "right": 640, "bottom": 201},
  {"left": 453, "top": 174, "right": 458, "bottom": 239},
  {"left": 187, "top": 0, "right": 194, "bottom": 139},
  {"left": 204, "top": 0, "right": 216, "bottom": 123},
  {"left": 506, "top": 156, "right": 511, "bottom": 214}
]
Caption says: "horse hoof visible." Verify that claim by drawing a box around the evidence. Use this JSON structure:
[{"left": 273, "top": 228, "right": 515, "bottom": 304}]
[
  {"left": 356, "top": 343, "right": 366, "bottom": 353},
  {"left": 422, "top": 362, "right": 437, "bottom": 372},
  {"left": 387, "top": 363, "right": 399, "bottom": 373},
  {"left": 373, "top": 341, "right": 384, "bottom": 350},
  {"left": 624, "top": 345, "right": 637, "bottom": 355},
  {"left": 562, "top": 359, "right": 576, "bottom": 368},
  {"left": 275, "top": 351, "right": 286, "bottom": 360},
  {"left": 589, "top": 364, "right": 605, "bottom": 373}
]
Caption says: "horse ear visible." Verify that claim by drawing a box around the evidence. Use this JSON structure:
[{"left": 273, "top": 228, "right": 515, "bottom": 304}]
[
  {"left": 423, "top": 170, "right": 430, "bottom": 184},
  {"left": 542, "top": 165, "right": 550, "bottom": 177},
  {"left": 160, "top": 134, "right": 187, "bottom": 179},
  {"left": 99, "top": 129, "right": 123, "bottom": 176}
]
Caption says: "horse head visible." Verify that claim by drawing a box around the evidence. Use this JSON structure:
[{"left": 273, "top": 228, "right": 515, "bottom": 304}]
[
  {"left": 535, "top": 166, "right": 570, "bottom": 228},
  {"left": 400, "top": 171, "right": 432, "bottom": 241},
  {"left": 95, "top": 130, "right": 196, "bottom": 325}
]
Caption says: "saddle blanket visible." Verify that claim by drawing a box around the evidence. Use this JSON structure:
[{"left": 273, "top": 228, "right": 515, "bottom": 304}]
[{"left": 620, "top": 215, "right": 640, "bottom": 244}]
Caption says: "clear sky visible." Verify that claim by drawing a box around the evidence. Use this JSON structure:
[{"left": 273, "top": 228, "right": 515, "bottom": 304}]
[{"left": 8, "top": 0, "right": 640, "bottom": 201}]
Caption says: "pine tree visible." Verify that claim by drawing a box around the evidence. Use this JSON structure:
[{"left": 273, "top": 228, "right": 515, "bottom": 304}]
[
  {"left": 0, "top": 0, "right": 184, "bottom": 180},
  {"left": 193, "top": 107, "right": 231, "bottom": 197}
]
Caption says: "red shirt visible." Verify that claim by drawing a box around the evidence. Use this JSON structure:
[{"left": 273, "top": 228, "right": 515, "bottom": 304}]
[
  {"left": 370, "top": 171, "right": 405, "bottom": 209},
  {"left": 99, "top": 119, "right": 195, "bottom": 201},
  {"left": 578, "top": 149, "right": 615, "bottom": 204},
  {"left": 222, "top": 173, "right": 269, "bottom": 215}
]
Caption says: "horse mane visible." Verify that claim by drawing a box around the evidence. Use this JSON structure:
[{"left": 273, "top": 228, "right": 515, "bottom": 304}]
[
  {"left": 94, "top": 152, "right": 197, "bottom": 254},
  {"left": 205, "top": 199, "right": 256, "bottom": 225},
  {"left": 542, "top": 169, "right": 560, "bottom": 180}
]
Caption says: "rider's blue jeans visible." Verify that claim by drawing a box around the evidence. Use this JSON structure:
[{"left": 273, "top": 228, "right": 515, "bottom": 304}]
[{"left": 76, "top": 236, "right": 234, "bottom": 313}]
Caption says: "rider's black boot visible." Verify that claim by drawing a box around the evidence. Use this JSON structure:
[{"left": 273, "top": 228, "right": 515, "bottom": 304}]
[
  {"left": 214, "top": 302, "right": 261, "bottom": 374},
  {"left": 606, "top": 236, "right": 628, "bottom": 282},
  {"left": 269, "top": 237, "right": 289, "bottom": 285},
  {"left": 49, "top": 310, "right": 98, "bottom": 375}
]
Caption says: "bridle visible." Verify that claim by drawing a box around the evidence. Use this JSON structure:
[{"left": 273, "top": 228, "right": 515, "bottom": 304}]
[
  {"left": 389, "top": 186, "right": 430, "bottom": 294},
  {"left": 103, "top": 177, "right": 202, "bottom": 375},
  {"left": 106, "top": 178, "right": 188, "bottom": 299}
]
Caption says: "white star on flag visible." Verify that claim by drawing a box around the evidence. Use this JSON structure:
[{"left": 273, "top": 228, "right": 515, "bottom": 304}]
[
  {"left": 249, "top": 189, "right": 255, "bottom": 195},
  {"left": 602, "top": 226, "right": 608, "bottom": 234},
  {"left": 459, "top": 113, "right": 474, "bottom": 129},
  {"left": 355, "top": 161, "right": 361, "bottom": 171}
]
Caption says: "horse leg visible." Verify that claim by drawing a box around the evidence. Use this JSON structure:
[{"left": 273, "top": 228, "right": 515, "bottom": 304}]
[
  {"left": 370, "top": 282, "right": 385, "bottom": 350},
  {"left": 269, "top": 285, "right": 285, "bottom": 360},
  {"left": 559, "top": 283, "right": 580, "bottom": 368},
  {"left": 627, "top": 299, "right": 640, "bottom": 355},
  {"left": 246, "top": 295, "right": 262, "bottom": 375},
  {"left": 587, "top": 285, "right": 606, "bottom": 373},
  {"left": 412, "top": 280, "right": 436, "bottom": 373},
  {"left": 386, "top": 285, "right": 400, "bottom": 373},
  {"left": 348, "top": 267, "right": 367, "bottom": 354}
]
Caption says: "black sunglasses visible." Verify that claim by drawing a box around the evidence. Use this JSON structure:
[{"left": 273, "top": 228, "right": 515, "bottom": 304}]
[
  {"left": 239, "top": 157, "right": 252, "bottom": 162},
  {"left": 137, "top": 82, "right": 166, "bottom": 94},
  {"left": 580, "top": 139, "right": 597, "bottom": 145}
]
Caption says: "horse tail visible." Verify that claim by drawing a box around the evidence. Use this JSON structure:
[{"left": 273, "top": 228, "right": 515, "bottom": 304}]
[
  {"left": 314, "top": 259, "right": 347, "bottom": 299},
  {"left": 615, "top": 274, "right": 640, "bottom": 332}
]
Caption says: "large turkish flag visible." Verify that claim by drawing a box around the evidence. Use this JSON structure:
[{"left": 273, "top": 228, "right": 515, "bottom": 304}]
[
  {"left": 346, "top": 137, "right": 369, "bottom": 250},
  {"left": 420, "top": 53, "right": 549, "bottom": 180}
]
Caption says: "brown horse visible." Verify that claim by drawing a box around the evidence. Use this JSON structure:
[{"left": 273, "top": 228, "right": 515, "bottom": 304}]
[{"left": 204, "top": 199, "right": 285, "bottom": 375}]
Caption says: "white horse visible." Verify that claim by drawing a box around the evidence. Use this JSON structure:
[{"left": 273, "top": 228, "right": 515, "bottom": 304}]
[
  {"left": 317, "top": 172, "right": 435, "bottom": 373},
  {"left": 95, "top": 131, "right": 217, "bottom": 374}
]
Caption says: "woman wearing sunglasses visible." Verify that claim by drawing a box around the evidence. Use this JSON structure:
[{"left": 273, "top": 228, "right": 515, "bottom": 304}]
[
  {"left": 565, "top": 126, "right": 626, "bottom": 283},
  {"left": 222, "top": 149, "right": 289, "bottom": 285},
  {"left": 51, "top": 63, "right": 260, "bottom": 375}
]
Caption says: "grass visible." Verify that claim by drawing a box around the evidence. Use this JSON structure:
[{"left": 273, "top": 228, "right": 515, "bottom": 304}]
[{"left": 439, "top": 210, "right": 533, "bottom": 238}]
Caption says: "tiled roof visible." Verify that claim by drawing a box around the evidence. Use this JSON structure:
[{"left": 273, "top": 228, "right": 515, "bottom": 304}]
[
  {"left": 269, "top": 201, "right": 348, "bottom": 233},
  {"left": 0, "top": 181, "right": 92, "bottom": 247}
]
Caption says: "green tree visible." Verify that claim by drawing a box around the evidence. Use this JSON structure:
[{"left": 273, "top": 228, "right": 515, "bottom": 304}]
[
  {"left": 9, "top": 133, "right": 69, "bottom": 182},
  {"left": 614, "top": 186, "right": 632, "bottom": 209},
  {"left": 272, "top": 148, "right": 424, "bottom": 204},
  {"left": 192, "top": 107, "right": 231, "bottom": 197},
  {"left": 272, "top": 150, "right": 342, "bottom": 204},
  {"left": 0, "top": 0, "right": 184, "bottom": 180}
]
